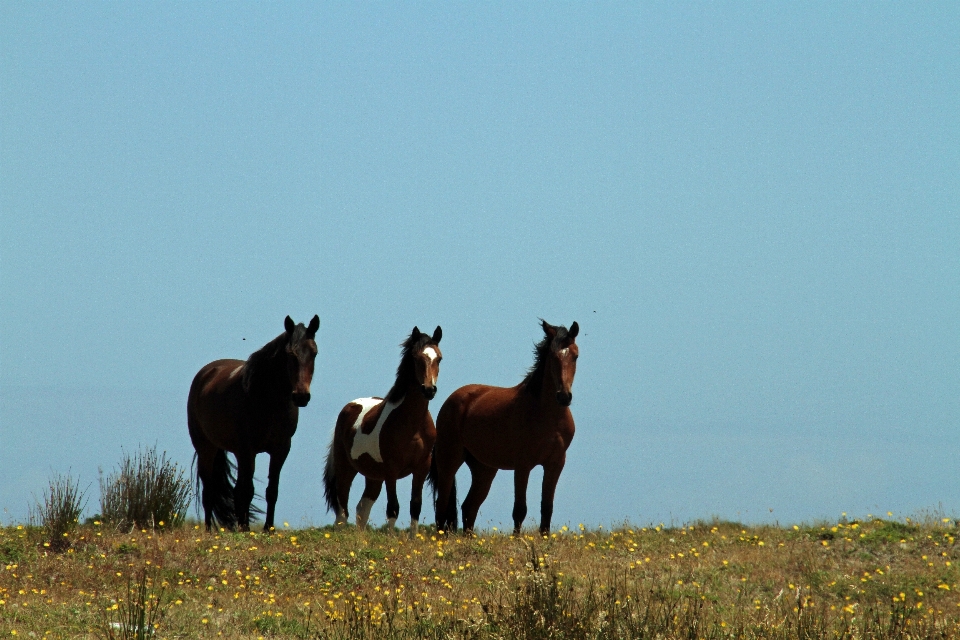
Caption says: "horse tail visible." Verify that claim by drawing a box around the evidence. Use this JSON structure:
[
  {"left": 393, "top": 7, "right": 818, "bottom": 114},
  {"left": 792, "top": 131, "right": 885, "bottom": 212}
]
[
  {"left": 323, "top": 432, "right": 338, "bottom": 514},
  {"left": 447, "top": 458, "right": 459, "bottom": 531},
  {"left": 426, "top": 446, "right": 439, "bottom": 502},
  {"left": 207, "top": 449, "right": 239, "bottom": 529}
]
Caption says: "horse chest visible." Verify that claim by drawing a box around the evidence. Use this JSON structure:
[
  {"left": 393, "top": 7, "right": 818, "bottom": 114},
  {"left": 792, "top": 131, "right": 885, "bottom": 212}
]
[{"left": 242, "top": 403, "right": 297, "bottom": 447}]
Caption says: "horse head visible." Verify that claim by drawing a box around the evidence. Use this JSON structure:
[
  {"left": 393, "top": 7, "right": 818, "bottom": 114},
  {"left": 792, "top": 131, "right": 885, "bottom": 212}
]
[
  {"left": 410, "top": 325, "right": 443, "bottom": 400},
  {"left": 284, "top": 315, "right": 320, "bottom": 407},
  {"left": 542, "top": 320, "right": 579, "bottom": 407}
]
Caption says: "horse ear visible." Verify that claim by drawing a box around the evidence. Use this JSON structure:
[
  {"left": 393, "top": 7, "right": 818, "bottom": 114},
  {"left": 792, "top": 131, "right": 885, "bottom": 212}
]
[
  {"left": 284, "top": 316, "right": 295, "bottom": 334},
  {"left": 432, "top": 326, "right": 442, "bottom": 343},
  {"left": 411, "top": 326, "right": 421, "bottom": 340},
  {"left": 307, "top": 315, "right": 320, "bottom": 337},
  {"left": 568, "top": 321, "right": 579, "bottom": 340},
  {"left": 541, "top": 319, "right": 557, "bottom": 339}
]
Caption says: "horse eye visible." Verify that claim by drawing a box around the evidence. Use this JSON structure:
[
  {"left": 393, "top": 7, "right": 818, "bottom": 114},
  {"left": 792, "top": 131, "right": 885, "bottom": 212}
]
[{"left": 572, "top": 354, "right": 578, "bottom": 361}]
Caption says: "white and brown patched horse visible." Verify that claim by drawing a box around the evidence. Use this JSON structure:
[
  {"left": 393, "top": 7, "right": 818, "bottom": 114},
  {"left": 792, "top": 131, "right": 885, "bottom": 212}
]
[{"left": 323, "top": 326, "right": 442, "bottom": 535}]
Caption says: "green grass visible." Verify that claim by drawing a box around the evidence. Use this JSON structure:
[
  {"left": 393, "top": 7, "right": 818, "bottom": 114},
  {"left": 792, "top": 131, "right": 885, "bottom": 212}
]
[{"left": 3, "top": 516, "right": 960, "bottom": 638}]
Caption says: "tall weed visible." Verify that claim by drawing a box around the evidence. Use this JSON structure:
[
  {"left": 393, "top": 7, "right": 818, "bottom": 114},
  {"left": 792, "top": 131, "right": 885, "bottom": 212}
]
[
  {"left": 30, "top": 471, "right": 86, "bottom": 552},
  {"left": 100, "top": 445, "right": 191, "bottom": 531}
]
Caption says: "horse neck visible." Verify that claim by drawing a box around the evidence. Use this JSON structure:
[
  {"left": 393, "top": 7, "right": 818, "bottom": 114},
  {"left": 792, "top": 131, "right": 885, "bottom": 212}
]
[
  {"left": 247, "top": 351, "right": 291, "bottom": 403},
  {"left": 533, "top": 360, "right": 564, "bottom": 413},
  {"left": 386, "top": 379, "right": 430, "bottom": 430}
]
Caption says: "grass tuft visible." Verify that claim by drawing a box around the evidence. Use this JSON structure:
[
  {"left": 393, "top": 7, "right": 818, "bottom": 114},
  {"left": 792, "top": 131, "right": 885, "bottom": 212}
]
[
  {"left": 98, "top": 568, "right": 167, "bottom": 640},
  {"left": 30, "top": 471, "right": 87, "bottom": 552},
  {"left": 99, "top": 445, "right": 191, "bottom": 532}
]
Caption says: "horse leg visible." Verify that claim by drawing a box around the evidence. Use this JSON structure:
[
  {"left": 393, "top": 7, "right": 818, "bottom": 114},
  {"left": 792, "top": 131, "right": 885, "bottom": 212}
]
[
  {"left": 385, "top": 480, "right": 400, "bottom": 529},
  {"left": 333, "top": 442, "right": 357, "bottom": 525},
  {"left": 512, "top": 468, "right": 531, "bottom": 535},
  {"left": 234, "top": 452, "right": 256, "bottom": 532},
  {"left": 334, "top": 468, "right": 357, "bottom": 526},
  {"left": 539, "top": 457, "right": 566, "bottom": 536},
  {"left": 356, "top": 477, "right": 382, "bottom": 530},
  {"left": 409, "top": 463, "right": 429, "bottom": 538},
  {"left": 461, "top": 458, "right": 497, "bottom": 533},
  {"left": 263, "top": 444, "right": 289, "bottom": 532},
  {"left": 433, "top": 446, "right": 464, "bottom": 533}
]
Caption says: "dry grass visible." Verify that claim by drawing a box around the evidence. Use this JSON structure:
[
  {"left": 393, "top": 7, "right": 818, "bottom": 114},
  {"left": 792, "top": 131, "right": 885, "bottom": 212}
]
[
  {"left": 99, "top": 446, "right": 192, "bottom": 532},
  {"left": 28, "top": 472, "right": 87, "bottom": 553},
  {"left": 2, "top": 515, "right": 960, "bottom": 638}
]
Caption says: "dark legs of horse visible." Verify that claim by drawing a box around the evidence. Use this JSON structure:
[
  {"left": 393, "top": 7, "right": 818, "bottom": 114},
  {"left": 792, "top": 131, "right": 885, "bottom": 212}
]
[
  {"left": 356, "top": 477, "right": 382, "bottom": 530},
  {"left": 195, "top": 450, "right": 216, "bottom": 531},
  {"left": 385, "top": 480, "right": 400, "bottom": 529},
  {"left": 461, "top": 456, "right": 497, "bottom": 533},
  {"left": 332, "top": 443, "right": 358, "bottom": 526},
  {"left": 512, "top": 468, "right": 531, "bottom": 535},
  {"left": 539, "top": 458, "right": 565, "bottom": 536},
  {"left": 263, "top": 445, "right": 289, "bottom": 531},
  {"left": 234, "top": 453, "right": 256, "bottom": 532},
  {"left": 433, "top": 447, "right": 463, "bottom": 533},
  {"left": 409, "top": 466, "right": 428, "bottom": 537}
]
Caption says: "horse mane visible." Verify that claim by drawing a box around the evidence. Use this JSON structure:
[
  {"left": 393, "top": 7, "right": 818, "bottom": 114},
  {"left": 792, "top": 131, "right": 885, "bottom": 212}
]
[
  {"left": 241, "top": 328, "right": 298, "bottom": 394},
  {"left": 521, "top": 323, "right": 570, "bottom": 397},
  {"left": 386, "top": 329, "right": 437, "bottom": 403}
]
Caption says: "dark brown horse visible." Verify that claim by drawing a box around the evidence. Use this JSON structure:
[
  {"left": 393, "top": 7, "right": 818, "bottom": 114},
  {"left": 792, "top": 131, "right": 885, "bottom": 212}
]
[
  {"left": 430, "top": 320, "right": 578, "bottom": 536},
  {"left": 188, "top": 315, "right": 319, "bottom": 531},
  {"left": 324, "top": 326, "right": 442, "bottom": 536}
]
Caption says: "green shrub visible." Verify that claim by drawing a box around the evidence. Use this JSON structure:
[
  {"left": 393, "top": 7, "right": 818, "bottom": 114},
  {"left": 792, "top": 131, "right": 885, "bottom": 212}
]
[
  {"left": 100, "top": 445, "right": 191, "bottom": 531},
  {"left": 31, "top": 471, "right": 87, "bottom": 552}
]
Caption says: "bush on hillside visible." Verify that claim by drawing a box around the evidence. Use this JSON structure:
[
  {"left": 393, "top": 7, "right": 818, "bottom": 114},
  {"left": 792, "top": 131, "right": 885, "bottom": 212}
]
[
  {"left": 30, "top": 471, "right": 87, "bottom": 552},
  {"left": 100, "top": 446, "right": 191, "bottom": 531}
]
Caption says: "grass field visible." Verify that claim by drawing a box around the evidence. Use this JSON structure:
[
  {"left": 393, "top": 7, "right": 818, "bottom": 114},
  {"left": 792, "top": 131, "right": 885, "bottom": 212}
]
[{"left": 3, "top": 515, "right": 960, "bottom": 638}]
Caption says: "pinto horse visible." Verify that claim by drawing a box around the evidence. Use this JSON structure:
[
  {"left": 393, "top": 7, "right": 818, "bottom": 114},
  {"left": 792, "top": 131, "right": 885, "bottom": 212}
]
[
  {"left": 430, "top": 320, "right": 578, "bottom": 536},
  {"left": 188, "top": 315, "right": 319, "bottom": 531},
  {"left": 324, "top": 326, "right": 442, "bottom": 535}
]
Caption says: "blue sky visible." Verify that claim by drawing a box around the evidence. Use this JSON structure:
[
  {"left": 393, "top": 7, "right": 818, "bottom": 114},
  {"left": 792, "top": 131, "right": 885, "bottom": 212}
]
[{"left": 2, "top": 3, "right": 958, "bottom": 528}]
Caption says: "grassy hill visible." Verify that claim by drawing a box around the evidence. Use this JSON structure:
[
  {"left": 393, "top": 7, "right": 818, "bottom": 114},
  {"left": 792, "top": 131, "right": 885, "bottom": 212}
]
[{"left": 2, "top": 516, "right": 960, "bottom": 638}]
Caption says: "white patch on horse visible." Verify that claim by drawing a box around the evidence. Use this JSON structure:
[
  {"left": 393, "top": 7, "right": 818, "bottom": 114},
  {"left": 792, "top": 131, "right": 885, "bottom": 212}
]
[
  {"left": 350, "top": 396, "right": 404, "bottom": 463},
  {"left": 559, "top": 348, "right": 569, "bottom": 357},
  {"left": 229, "top": 364, "right": 243, "bottom": 379},
  {"left": 423, "top": 346, "right": 439, "bottom": 362}
]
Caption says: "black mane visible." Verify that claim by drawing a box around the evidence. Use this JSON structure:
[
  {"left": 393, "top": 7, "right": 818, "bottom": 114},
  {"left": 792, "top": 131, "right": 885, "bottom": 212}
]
[
  {"left": 241, "top": 326, "right": 302, "bottom": 394},
  {"left": 521, "top": 323, "right": 570, "bottom": 397},
  {"left": 386, "top": 329, "right": 437, "bottom": 402}
]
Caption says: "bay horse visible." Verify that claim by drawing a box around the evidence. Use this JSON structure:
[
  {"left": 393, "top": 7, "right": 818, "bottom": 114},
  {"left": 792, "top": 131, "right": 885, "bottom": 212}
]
[
  {"left": 324, "top": 326, "right": 442, "bottom": 536},
  {"left": 188, "top": 315, "right": 319, "bottom": 531},
  {"left": 430, "top": 320, "right": 578, "bottom": 536}
]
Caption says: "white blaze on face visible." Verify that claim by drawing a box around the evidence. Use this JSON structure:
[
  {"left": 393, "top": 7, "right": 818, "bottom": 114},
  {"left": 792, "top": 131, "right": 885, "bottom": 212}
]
[
  {"left": 229, "top": 364, "right": 244, "bottom": 379},
  {"left": 423, "top": 346, "right": 439, "bottom": 387},
  {"left": 559, "top": 348, "right": 569, "bottom": 358},
  {"left": 350, "top": 396, "right": 404, "bottom": 463}
]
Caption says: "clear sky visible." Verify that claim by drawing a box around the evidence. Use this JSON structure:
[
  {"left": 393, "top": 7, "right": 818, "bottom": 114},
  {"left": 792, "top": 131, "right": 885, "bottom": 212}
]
[{"left": 2, "top": 3, "right": 958, "bottom": 528}]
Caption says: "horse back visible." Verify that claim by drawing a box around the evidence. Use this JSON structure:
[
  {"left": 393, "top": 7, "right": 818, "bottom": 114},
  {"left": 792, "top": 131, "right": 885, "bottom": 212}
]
[
  {"left": 189, "top": 358, "right": 287, "bottom": 453},
  {"left": 438, "top": 383, "right": 574, "bottom": 470}
]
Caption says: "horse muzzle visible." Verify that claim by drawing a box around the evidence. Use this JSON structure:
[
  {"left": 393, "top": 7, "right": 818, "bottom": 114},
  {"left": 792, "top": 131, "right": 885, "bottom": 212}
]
[
  {"left": 292, "top": 392, "right": 311, "bottom": 407},
  {"left": 556, "top": 391, "right": 573, "bottom": 407},
  {"left": 421, "top": 385, "right": 437, "bottom": 400}
]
